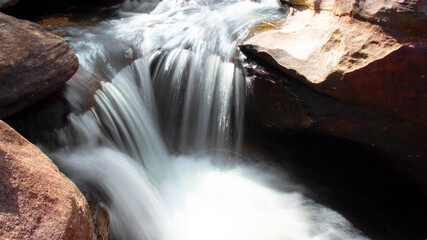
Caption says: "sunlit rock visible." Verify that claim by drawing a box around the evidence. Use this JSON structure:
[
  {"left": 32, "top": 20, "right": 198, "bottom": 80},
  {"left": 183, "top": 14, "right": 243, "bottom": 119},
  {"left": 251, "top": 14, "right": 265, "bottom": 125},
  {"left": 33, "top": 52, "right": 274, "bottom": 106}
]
[
  {"left": 243, "top": 9, "right": 426, "bottom": 124},
  {"left": 0, "top": 120, "right": 93, "bottom": 239},
  {"left": 285, "top": 0, "right": 427, "bottom": 41},
  {"left": 241, "top": 3, "right": 426, "bottom": 189}
]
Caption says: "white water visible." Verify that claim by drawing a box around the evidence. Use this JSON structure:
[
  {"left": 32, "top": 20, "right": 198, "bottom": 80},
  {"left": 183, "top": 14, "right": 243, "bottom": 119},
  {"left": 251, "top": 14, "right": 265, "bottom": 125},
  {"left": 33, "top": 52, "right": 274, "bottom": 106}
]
[{"left": 51, "top": 0, "right": 369, "bottom": 239}]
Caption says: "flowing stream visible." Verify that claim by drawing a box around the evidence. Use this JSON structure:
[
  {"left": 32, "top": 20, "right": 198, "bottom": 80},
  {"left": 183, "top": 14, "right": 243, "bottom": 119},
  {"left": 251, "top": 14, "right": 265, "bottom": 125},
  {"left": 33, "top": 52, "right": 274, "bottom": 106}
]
[{"left": 49, "top": 0, "right": 369, "bottom": 239}]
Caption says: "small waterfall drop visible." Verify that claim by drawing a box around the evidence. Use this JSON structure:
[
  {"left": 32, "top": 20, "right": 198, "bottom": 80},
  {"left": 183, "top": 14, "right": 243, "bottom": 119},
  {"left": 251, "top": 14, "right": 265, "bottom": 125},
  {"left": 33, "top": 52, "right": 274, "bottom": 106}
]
[{"left": 50, "top": 0, "right": 370, "bottom": 239}]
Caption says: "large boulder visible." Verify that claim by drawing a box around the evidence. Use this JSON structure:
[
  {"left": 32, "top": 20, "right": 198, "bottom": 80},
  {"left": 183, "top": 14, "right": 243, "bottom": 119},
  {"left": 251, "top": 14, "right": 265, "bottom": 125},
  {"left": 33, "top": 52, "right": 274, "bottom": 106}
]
[
  {"left": 284, "top": 0, "right": 427, "bottom": 41},
  {"left": 0, "top": 120, "right": 93, "bottom": 239},
  {"left": 0, "top": 12, "right": 78, "bottom": 118},
  {"left": 286, "top": 0, "right": 426, "bottom": 16},
  {"left": 243, "top": 58, "right": 427, "bottom": 190},
  {"left": 243, "top": 9, "right": 426, "bottom": 125},
  {"left": 241, "top": 3, "right": 426, "bottom": 188}
]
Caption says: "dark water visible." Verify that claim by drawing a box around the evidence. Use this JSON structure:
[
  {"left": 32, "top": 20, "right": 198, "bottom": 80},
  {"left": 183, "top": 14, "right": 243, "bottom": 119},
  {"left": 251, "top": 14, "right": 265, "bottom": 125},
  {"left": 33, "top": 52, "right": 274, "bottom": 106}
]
[{"left": 244, "top": 130, "right": 427, "bottom": 240}]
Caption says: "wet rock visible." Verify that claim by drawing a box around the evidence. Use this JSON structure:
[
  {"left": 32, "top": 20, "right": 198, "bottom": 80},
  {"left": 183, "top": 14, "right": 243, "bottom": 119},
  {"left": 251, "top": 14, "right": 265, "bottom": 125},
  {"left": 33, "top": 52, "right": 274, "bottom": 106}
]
[
  {"left": 0, "top": 120, "right": 93, "bottom": 239},
  {"left": 0, "top": 12, "right": 78, "bottom": 118},
  {"left": 249, "top": 76, "right": 314, "bottom": 131},
  {"left": 89, "top": 200, "right": 110, "bottom": 240}
]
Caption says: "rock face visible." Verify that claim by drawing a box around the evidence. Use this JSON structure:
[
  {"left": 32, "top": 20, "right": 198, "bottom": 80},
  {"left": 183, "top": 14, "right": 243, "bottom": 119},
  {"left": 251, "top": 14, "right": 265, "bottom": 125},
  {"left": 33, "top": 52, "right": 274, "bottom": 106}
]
[
  {"left": 0, "top": 12, "right": 78, "bottom": 118},
  {"left": 244, "top": 9, "right": 426, "bottom": 125},
  {"left": 243, "top": 1, "right": 426, "bottom": 127},
  {"left": 287, "top": 0, "right": 426, "bottom": 16},
  {"left": 0, "top": 120, "right": 93, "bottom": 239},
  {"left": 286, "top": 0, "right": 427, "bottom": 41},
  {"left": 241, "top": 1, "right": 426, "bottom": 187}
]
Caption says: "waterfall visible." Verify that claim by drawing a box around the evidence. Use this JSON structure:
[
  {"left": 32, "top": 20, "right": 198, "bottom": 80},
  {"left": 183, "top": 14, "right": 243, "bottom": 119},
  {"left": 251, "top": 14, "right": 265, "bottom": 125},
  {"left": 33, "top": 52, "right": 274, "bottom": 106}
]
[{"left": 50, "top": 0, "right": 370, "bottom": 239}]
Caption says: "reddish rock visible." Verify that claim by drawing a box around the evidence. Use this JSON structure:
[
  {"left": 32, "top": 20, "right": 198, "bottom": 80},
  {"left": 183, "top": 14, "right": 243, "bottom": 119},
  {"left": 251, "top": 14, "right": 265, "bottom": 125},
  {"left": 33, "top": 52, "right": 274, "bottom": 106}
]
[
  {"left": 0, "top": 12, "right": 78, "bottom": 118},
  {"left": 243, "top": 9, "right": 426, "bottom": 125},
  {"left": 323, "top": 43, "right": 427, "bottom": 125},
  {"left": 0, "top": 120, "right": 93, "bottom": 239},
  {"left": 241, "top": 3, "right": 427, "bottom": 188},
  {"left": 285, "top": 0, "right": 427, "bottom": 42},
  {"left": 245, "top": 68, "right": 427, "bottom": 189}
]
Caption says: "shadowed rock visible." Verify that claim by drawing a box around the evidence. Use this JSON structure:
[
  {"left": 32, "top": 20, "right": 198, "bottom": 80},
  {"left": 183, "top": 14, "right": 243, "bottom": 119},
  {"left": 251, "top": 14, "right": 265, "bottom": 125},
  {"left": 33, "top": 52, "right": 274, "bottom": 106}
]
[{"left": 0, "top": 12, "right": 78, "bottom": 118}]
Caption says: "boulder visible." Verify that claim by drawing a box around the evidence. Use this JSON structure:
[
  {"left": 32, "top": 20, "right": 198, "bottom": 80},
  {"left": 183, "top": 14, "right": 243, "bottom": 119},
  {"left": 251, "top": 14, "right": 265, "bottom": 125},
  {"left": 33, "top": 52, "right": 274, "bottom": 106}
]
[
  {"left": 243, "top": 58, "right": 427, "bottom": 190},
  {"left": 285, "top": 0, "right": 426, "bottom": 18},
  {"left": 284, "top": 0, "right": 427, "bottom": 42},
  {"left": 243, "top": 9, "right": 426, "bottom": 125},
  {"left": 0, "top": 120, "right": 93, "bottom": 239},
  {"left": 241, "top": 3, "right": 427, "bottom": 188},
  {"left": 0, "top": 12, "right": 78, "bottom": 118}
]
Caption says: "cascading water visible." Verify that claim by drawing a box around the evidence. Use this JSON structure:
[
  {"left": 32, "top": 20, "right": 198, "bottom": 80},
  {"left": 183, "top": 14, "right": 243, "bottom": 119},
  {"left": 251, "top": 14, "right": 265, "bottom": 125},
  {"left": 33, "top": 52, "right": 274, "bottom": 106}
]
[{"left": 49, "top": 0, "right": 369, "bottom": 239}]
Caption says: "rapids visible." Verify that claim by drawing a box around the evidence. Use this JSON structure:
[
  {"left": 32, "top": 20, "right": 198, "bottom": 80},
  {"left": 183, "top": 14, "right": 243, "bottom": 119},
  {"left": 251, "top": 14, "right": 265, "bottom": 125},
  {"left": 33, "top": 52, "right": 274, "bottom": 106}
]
[{"left": 49, "top": 0, "right": 370, "bottom": 239}]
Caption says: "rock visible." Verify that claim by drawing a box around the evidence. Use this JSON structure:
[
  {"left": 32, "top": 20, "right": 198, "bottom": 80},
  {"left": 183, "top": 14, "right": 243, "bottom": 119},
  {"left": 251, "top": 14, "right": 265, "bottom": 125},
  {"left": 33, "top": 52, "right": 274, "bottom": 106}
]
[
  {"left": 0, "top": 0, "right": 18, "bottom": 9},
  {"left": 89, "top": 201, "right": 110, "bottom": 240},
  {"left": 243, "top": 58, "right": 427, "bottom": 190},
  {"left": 285, "top": 0, "right": 426, "bottom": 18},
  {"left": 284, "top": 0, "right": 427, "bottom": 41},
  {"left": 284, "top": 0, "right": 355, "bottom": 15},
  {"left": 0, "top": 120, "right": 93, "bottom": 239},
  {"left": 242, "top": 9, "right": 426, "bottom": 125},
  {"left": 241, "top": 3, "right": 427, "bottom": 189},
  {"left": 0, "top": 12, "right": 78, "bottom": 119}
]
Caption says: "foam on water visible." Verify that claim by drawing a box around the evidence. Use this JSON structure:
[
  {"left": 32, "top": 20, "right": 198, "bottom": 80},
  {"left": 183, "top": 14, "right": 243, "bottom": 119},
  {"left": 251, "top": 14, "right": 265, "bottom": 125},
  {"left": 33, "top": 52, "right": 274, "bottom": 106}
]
[
  {"left": 55, "top": 148, "right": 368, "bottom": 240},
  {"left": 50, "top": 0, "right": 370, "bottom": 239}
]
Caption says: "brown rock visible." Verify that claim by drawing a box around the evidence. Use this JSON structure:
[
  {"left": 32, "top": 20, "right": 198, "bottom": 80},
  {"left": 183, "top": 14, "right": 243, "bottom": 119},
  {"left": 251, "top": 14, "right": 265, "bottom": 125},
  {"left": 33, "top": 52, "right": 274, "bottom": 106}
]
[
  {"left": 0, "top": 120, "right": 93, "bottom": 239},
  {"left": 243, "top": 9, "right": 426, "bottom": 124},
  {"left": 241, "top": 5, "right": 427, "bottom": 188},
  {"left": 285, "top": 0, "right": 427, "bottom": 42},
  {"left": 249, "top": 76, "right": 314, "bottom": 130},
  {"left": 286, "top": 0, "right": 426, "bottom": 18},
  {"left": 244, "top": 65, "right": 427, "bottom": 189},
  {"left": 89, "top": 201, "right": 110, "bottom": 240},
  {"left": 0, "top": 12, "right": 78, "bottom": 118}
]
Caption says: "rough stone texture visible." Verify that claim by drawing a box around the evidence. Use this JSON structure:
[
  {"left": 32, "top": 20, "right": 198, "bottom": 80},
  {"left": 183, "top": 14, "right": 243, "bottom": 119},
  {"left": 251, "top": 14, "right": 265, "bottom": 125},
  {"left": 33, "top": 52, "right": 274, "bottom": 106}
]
[
  {"left": 245, "top": 10, "right": 401, "bottom": 84},
  {"left": 89, "top": 201, "right": 110, "bottom": 240},
  {"left": 0, "top": 120, "right": 93, "bottom": 239},
  {"left": 243, "top": 59, "right": 427, "bottom": 190},
  {"left": 284, "top": 0, "right": 427, "bottom": 42},
  {"left": 286, "top": 0, "right": 426, "bottom": 17},
  {"left": 0, "top": 12, "right": 78, "bottom": 118},
  {"left": 241, "top": 2, "right": 427, "bottom": 189},
  {"left": 243, "top": 9, "right": 426, "bottom": 125}
]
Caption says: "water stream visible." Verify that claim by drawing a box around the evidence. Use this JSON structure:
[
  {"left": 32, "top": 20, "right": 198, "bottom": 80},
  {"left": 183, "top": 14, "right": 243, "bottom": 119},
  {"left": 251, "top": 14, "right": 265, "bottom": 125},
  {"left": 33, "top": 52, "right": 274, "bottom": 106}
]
[{"left": 49, "top": 0, "right": 370, "bottom": 239}]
